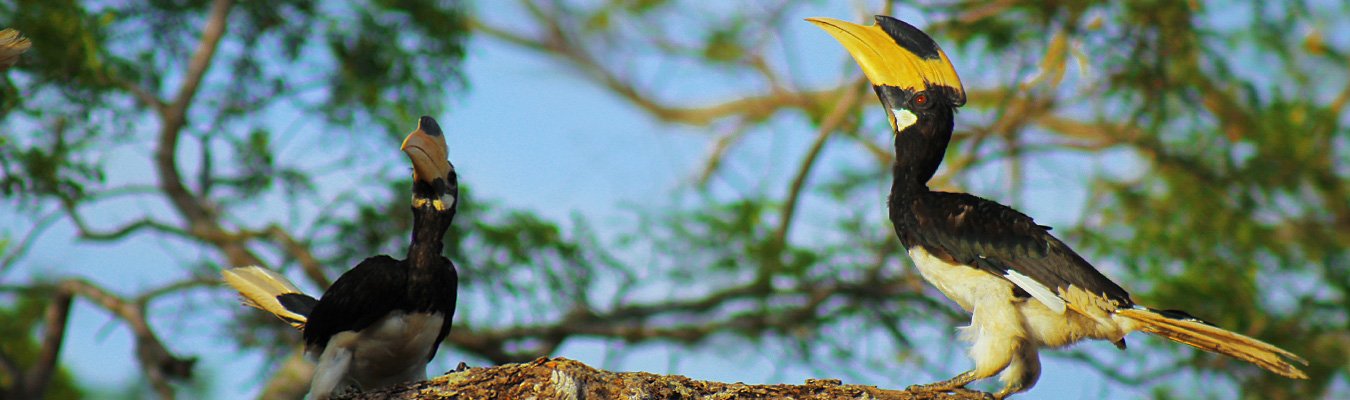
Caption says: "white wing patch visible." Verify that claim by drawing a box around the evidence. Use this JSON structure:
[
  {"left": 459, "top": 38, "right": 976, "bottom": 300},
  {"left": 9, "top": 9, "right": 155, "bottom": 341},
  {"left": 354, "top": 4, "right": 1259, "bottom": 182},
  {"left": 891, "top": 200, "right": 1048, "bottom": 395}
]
[{"left": 1004, "top": 270, "right": 1066, "bottom": 314}]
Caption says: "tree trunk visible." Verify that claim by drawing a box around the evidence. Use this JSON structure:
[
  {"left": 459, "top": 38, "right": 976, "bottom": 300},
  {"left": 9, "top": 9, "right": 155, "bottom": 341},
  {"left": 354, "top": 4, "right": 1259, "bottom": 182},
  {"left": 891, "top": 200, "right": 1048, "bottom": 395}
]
[{"left": 342, "top": 357, "right": 992, "bottom": 400}]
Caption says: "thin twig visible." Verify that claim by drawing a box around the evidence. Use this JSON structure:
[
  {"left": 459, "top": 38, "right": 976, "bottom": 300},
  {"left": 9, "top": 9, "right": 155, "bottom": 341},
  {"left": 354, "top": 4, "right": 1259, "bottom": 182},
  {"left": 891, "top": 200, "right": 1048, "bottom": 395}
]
[
  {"left": 773, "top": 79, "right": 867, "bottom": 245},
  {"left": 0, "top": 210, "right": 61, "bottom": 276},
  {"left": 266, "top": 226, "right": 330, "bottom": 288}
]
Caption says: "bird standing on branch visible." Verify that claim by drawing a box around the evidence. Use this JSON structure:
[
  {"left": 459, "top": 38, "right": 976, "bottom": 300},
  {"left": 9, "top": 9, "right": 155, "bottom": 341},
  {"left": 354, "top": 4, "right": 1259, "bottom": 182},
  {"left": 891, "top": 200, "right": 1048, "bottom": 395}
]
[
  {"left": 223, "top": 116, "right": 460, "bottom": 400},
  {"left": 807, "top": 15, "right": 1307, "bottom": 399}
]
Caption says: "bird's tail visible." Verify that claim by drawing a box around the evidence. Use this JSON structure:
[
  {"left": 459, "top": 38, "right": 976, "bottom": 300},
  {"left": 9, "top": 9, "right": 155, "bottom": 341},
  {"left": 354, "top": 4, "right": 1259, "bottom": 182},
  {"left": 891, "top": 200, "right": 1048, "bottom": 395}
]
[
  {"left": 1116, "top": 306, "right": 1308, "bottom": 379},
  {"left": 222, "top": 266, "right": 317, "bottom": 330},
  {"left": 0, "top": 28, "right": 32, "bottom": 69}
]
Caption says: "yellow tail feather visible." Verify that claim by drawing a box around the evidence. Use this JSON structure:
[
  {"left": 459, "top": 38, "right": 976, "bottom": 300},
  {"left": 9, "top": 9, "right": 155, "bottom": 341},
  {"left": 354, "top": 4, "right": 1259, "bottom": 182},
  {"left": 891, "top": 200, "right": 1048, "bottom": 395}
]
[
  {"left": 0, "top": 28, "right": 32, "bottom": 69},
  {"left": 1116, "top": 308, "right": 1308, "bottom": 379},
  {"left": 222, "top": 266, "right": 311, "bottom": 329}
]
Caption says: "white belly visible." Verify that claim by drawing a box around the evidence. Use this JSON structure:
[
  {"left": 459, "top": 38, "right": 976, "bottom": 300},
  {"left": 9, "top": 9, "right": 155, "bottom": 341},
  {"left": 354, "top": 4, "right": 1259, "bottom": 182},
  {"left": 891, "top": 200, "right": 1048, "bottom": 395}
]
[
  {"left": 310, "top": 311, "right": 445, "bottom": 397},
  {"left": 348, "top": 311, "right": 443, "bottom": 387},
  {"left": 906, "top": 246, "right": 1127, "bottom": 348},
  {"left": 906, "top": 246, "right": 1013, "bottom": 312}
]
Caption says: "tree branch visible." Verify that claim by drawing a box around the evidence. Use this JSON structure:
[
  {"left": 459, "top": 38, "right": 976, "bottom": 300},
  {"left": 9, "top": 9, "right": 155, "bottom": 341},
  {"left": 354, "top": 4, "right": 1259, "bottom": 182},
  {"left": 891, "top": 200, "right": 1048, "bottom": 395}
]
[
  {"left": 65, "top": 212, "right": 188, "bottom": 241},
  {"left": 143, "top": 0, "right": 277, "bottom": 277},
  {"left": 773, "top": 80, "right": 867, "bottom": 246},
  {"left": 0, "top": 210, "right": 60, "bottom": 276},
  {"left": 344, "top": 357, "right": 993, "bottom": 400},
  {"left": 468, "top": 14, "right": 845, "bottom": 127},
  {"left": 152, "top": 0, "right": 250, "bottom": 258},
  {"left": 117, "top": 80, "right": 167, "bottom": 115},
  {"left": 23, "top": 289, "right": 73, "bottom": 400},
  {"left": 265, "top": 226, "right": 331, "bottom": 288},
  {"left": 53, "top": 279, "right": 193, "bottom": 399},
  {"left": 447, "top": 270, "right": 943, "bottom": 365}
]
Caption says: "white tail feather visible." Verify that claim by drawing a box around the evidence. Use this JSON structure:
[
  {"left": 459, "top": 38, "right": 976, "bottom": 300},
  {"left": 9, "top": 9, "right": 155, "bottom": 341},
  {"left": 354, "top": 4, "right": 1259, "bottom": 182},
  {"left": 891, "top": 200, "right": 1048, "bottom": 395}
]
[
  {"left": 1117, "top": 308, "right": 1308, "bottom": 379},
  {"left": 222, "top": 266, "right": 311, "bottom": 329}
]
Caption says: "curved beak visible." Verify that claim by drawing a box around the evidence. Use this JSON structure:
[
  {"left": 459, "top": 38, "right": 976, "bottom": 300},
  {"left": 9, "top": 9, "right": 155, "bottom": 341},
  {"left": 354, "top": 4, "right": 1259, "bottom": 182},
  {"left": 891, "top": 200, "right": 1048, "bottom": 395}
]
[
  {"left": 401, "top": 116, "right": 451, "bottom": 184},
  {"left": 806, "top": 16, "right": 965, "bottom": 106}
]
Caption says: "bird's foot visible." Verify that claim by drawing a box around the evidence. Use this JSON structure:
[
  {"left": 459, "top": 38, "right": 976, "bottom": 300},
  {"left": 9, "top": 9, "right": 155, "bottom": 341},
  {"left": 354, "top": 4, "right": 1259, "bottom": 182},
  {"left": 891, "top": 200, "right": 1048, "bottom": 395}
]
[
  {"left": 991, "top": 380, "right": 1029, "bottom": 400},
  {"left": 905, "top": 370, "right": 978, "bottom": 393}
]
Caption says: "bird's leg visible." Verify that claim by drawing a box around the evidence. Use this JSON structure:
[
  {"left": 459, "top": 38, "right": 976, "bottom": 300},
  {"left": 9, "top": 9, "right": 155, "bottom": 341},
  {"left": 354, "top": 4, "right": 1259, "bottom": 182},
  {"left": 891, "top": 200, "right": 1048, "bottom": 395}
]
[
  {"left": 992, "top": 383, "right": 1023, "bottom": 400},
  {"left": 906, "top": 370, "right": 978, "bottom": 392},
  {"left": 992, "top": 343, "right": 1041, "bottom": 399}
]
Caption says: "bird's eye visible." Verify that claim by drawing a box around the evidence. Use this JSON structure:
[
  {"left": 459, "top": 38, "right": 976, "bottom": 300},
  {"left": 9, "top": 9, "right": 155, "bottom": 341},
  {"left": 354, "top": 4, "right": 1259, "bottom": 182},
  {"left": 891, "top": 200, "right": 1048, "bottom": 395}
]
[{"left": 913, "top": 92, "right": 930, "bottom": 108}]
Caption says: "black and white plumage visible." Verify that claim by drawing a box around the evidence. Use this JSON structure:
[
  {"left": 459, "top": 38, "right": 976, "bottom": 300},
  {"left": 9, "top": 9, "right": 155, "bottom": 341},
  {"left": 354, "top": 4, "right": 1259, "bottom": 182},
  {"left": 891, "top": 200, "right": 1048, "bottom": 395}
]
[
  {"left": 808, "top": 15, "right": 1307, "bottom": 398},
  {"left": 223, "top": 116, "right": 459, "bottom": 399}
]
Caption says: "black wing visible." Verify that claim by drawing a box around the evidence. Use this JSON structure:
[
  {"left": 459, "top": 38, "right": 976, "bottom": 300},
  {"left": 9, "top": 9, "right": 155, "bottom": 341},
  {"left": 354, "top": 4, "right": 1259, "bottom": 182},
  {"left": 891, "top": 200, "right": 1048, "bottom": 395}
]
[
  {"left": 303, "top": 255, "right": 406, "bottom": 349},
  {"left": 910, "top": 191, "right": 1133, "bottom": 306}
]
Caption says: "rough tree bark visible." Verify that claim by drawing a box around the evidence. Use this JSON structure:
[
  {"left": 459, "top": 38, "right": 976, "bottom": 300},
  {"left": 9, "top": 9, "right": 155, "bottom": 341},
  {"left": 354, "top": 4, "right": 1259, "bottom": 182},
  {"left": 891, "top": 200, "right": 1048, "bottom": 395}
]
[{"left": 342, "top": 358, "right": 992, "bottom": 400}]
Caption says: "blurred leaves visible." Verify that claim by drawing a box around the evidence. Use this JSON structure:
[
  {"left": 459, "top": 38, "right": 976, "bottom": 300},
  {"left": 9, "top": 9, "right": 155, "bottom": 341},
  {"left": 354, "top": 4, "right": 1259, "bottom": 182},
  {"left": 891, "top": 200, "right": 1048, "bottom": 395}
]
[
  {"left": 470, "top": 0, "right": 1347, "bottom": 397},
  {"left": 0, "top": 0, "right": 1347, "bottom": 399}
]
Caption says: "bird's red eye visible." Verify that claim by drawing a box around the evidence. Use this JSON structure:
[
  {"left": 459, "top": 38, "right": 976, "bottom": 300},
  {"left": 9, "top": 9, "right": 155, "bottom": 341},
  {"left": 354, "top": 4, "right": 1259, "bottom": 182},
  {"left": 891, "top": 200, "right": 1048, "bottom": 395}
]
[{"left": 914, "top": 93, "right": 929, "bottom": 106}]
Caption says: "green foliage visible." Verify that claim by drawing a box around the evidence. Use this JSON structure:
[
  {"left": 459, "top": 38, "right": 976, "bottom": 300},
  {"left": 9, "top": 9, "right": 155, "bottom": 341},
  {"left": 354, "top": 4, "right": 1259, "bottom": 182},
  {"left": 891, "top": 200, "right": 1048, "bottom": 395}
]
[
  {"left": 1, "top": 0, "right": 1347, "bottom": 398},
  {"left": 1, "top": 0, "right": 473, "bottom": 395},
  {"left": 0, "top": 298, "right": 85, "bottom": 399},
  {"left": 326, "top": 0, "right": 468, "bottom": 131},
  {"left": 0, "top": 0, "right": 469, "bottom": 205},
  {"left": 510, "top": 0, "right": 1349, "bottom": 397}
]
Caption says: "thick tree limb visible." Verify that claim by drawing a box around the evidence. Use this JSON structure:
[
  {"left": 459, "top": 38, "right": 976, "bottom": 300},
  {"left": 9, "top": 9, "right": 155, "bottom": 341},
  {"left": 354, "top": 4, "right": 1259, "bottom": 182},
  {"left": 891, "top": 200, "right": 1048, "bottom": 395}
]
[
  {"left": 343, "top": 358, "right": 993, "bottom": 400},
  {"left": 0, "top": 288, "right": 73, "bottom": 400},
  {"left": 23, "top": 290, "right": 72, "bottom": 400},
  {"left": 54, "top": 279, "right": 193, "bottom": 400},
  {"left": 151, "top": 0, "right": 268, "bottom": 272}
]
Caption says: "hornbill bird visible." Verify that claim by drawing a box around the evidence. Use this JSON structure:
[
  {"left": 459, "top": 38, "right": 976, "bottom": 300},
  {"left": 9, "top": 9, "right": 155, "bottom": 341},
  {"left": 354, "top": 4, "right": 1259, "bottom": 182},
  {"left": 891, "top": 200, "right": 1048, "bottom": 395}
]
[
  {"left": 807, "top": 15, "right": 1307, "bottom": 398},
  {"left": 223, "top": 116, "right": 459, "bottom": 399}
]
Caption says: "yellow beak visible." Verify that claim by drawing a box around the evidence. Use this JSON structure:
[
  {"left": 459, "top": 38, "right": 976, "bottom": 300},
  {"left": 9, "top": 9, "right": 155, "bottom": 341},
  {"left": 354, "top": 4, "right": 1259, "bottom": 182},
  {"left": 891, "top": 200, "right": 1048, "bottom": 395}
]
[
  {"left": 806, "top": 16, "right": 965, "bottom": 105},
  {"left": 401, "top": 117, "right": 452, "bottom": 184}
]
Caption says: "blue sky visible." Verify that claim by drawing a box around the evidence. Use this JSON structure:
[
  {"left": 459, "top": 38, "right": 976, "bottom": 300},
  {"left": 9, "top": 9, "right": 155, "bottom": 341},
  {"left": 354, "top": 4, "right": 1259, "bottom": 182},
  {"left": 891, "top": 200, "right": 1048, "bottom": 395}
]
[{"left": 4, "top": 2, "right": 1313, "bottom": 399}]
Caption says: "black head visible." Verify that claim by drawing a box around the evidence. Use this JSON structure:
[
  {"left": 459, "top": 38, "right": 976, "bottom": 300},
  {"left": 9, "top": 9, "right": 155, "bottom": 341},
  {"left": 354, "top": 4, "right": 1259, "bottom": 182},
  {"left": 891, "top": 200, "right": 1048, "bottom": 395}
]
[
  {"left": 808, "top": 15, "right": 965, "bottom": 131},
  {"left": 808, "top": 15, "right": 966, "bottom": 185}
]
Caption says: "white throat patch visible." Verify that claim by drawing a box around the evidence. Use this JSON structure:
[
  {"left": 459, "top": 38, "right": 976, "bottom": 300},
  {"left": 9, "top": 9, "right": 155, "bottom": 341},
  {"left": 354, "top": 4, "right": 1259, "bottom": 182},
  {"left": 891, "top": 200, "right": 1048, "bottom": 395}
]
[
  {"left": 412, "top": 194, "right": 457, "bottom": 211},
  {"left": 893, "top": 108, "right": 918, "bottom": 131},
  {"left": 433, "top": 194, "right": 456, "bottom": 211}
]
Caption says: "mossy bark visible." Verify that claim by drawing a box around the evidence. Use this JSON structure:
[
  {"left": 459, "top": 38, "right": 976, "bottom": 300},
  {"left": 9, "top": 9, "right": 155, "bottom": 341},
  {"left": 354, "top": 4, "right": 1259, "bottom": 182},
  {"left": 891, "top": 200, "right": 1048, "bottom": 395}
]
[{"left": 342, "top": 357, "right": 993, "bottom": 400}]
